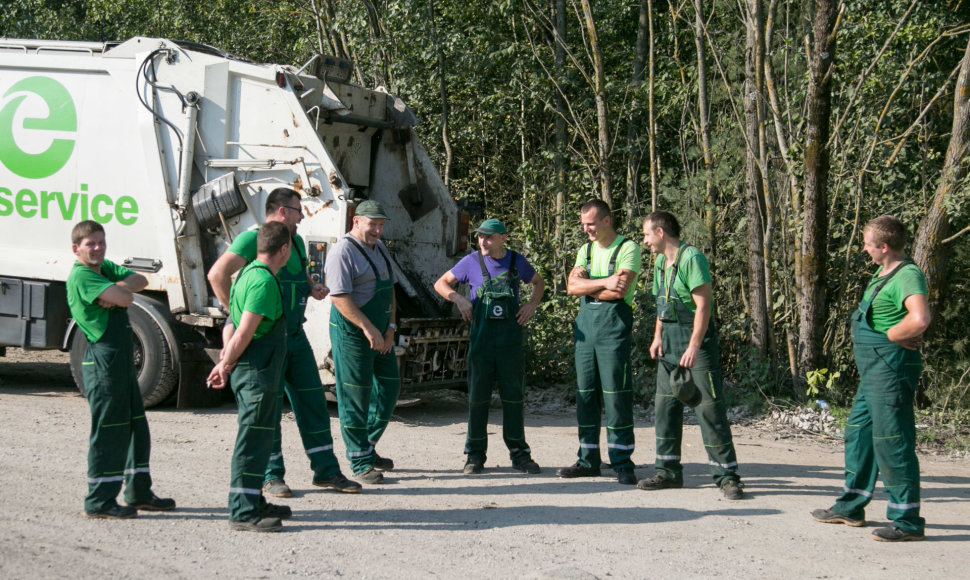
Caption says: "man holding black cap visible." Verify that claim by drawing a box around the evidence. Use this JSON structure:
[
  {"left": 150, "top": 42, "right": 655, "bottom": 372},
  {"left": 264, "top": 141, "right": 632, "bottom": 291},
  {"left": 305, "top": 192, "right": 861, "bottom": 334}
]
[
  {"left": 434, "top": 218, "right": 545, "bottom": 475},
  {"left": 325, "top": 200, "right": 401, "bottom": 484},
  {"left": 639, "top": 210, "right": 743, "bottom": 500}
]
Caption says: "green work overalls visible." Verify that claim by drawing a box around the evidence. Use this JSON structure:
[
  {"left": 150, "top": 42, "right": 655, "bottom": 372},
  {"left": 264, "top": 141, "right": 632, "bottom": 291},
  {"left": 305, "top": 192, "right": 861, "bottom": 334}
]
[
  {"left": 83, "top": 307, "right": 153, "bottom": 513},
  {"left": 228, "top": 263, "right": 287, "bottom": 523},
  {"left": 465, "top": 251, "right": 531, "bottom": 465},
  {"left": 653, "top": 244, "right": 738, "bottom": 485},
  {"left": 266, "top": 238, "right": 341, "bottom": 484},
  {"left": 833, "top": 261, "right": 924, "bottom": 534},
  {"left": 573, "top": 239, "right": 636, "bottom": 471},
  {"left": 329, "top": 239, "right": 401, "bottom": 473}
]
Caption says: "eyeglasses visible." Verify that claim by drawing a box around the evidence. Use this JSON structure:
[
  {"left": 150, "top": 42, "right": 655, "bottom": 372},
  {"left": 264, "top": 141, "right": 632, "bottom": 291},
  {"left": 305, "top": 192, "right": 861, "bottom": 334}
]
[{"left": 283, "top": 205, "right": 303, "bottom": 215}]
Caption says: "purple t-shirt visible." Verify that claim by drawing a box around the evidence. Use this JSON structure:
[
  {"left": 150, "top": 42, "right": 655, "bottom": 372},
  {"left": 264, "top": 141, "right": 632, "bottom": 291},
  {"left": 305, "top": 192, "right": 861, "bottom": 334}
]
[{"left": 450, "top": 250, "right": 537, "bottom": 304}]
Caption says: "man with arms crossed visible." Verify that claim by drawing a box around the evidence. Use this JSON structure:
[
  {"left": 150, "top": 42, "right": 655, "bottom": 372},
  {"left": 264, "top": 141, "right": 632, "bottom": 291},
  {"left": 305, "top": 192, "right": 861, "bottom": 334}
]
[
  {"left": 67, "top": 220, "right": 175, "bottom": 519},
  {"left": 208, "top": 187, "right": 359, "bottom": 496},
  {"left": 812, "top": 215, "right": 931, "bottom": 542},
  {"left": 638, "top": 210, "right": 743, "bottom": 500},
  {"left": 559, "top": 200, "right": 641, "bottom": 486},
  {"left": 324, "top": 200, "right": 401, "bottom": 484},
  {"left": 434, "top": 218, "right": 545, "bottom": 475}
]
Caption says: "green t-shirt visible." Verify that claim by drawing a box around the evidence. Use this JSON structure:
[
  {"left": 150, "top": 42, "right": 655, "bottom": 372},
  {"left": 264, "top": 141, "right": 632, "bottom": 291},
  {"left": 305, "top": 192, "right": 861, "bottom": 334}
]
[
  {"left": 651, "top": 244, "right": 712, "bottom": 314},
  {"left": 862, "top": 262, "right": 927, "bottom": 334},
  {"left": 573, "top": 236, "right": 642, "bottom": 306},
  {"left": 228, "top": 228, "right": 306, "bottom": 277},
  {"left": 230, "top": 260, "right": 283, "bottom": 339},
  {"left": 66, "top": 259, "right": 134, "bottom": 343}
]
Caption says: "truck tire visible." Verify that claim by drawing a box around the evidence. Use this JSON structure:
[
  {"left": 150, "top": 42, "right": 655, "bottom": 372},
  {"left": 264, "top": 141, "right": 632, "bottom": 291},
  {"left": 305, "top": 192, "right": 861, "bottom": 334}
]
[{"left": 69, "top": 303, "right": 178, "bottom": 408}]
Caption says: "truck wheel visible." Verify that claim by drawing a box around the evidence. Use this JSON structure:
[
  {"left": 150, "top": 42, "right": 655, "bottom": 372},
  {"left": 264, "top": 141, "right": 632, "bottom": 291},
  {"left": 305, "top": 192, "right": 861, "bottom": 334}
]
[{"left": 69, "top": 303, "right": 178, "bottom": 408}]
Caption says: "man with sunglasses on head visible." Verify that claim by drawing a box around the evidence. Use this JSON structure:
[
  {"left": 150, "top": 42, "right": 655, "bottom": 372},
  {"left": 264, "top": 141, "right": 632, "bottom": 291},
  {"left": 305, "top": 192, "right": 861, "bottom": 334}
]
[{"left": 208, "top": 187, "right": 360, "bottom": 498}]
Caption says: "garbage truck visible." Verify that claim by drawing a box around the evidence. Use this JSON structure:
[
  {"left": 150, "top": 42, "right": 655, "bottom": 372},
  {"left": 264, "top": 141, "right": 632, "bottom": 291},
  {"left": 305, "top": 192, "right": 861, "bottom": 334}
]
[{"left": 0, "top": 37, "right": 470, "bottom": 407}]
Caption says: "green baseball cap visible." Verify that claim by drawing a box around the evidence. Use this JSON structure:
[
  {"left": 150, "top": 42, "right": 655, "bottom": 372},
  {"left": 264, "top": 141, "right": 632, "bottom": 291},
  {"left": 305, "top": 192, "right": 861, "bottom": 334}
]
[
  {"left": 474, "top": 218, "right": 506, "bottom": 235},
  {"left": 355, "top": 200, "right": 390, "bottom": 219}
]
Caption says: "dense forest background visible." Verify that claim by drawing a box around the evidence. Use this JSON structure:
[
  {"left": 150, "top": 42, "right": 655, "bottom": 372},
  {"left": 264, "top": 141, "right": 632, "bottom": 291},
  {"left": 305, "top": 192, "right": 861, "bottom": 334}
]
[{"left": 5, "top": 0, "right": 969, "bottom": 421}]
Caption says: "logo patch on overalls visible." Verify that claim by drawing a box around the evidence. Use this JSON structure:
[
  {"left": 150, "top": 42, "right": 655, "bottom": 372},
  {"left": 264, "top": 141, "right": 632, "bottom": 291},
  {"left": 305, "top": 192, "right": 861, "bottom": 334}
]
[{"left": 491, "top": 304, "right": 504, "bottom": 318}]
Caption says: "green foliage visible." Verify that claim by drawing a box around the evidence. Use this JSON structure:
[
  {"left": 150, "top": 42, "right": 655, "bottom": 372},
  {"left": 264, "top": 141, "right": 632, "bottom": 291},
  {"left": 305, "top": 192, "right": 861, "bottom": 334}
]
[
  {"left": 805, "top": 368, "right": 840, "bottom": 399},
  {"left": 9, "top": 0, "right": 970, "bottom": 423}
]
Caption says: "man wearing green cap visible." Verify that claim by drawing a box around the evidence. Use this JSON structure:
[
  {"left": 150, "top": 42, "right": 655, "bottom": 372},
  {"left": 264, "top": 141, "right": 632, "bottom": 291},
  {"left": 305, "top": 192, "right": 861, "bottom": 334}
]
[
  {"left": 324, "top": 199, "right": 401, "bottom": 484},
  {"left": 639, "top": 210, "right": 743, "bottom": 500},
  {"left": 560, "top": 199, "right": 641, "bottom": 486},
  {"left": 811, "top": 215, "right": 930, "bottom": 542},
  {"left": 208, "top": 187, "right": 360, "bottom": 497},
  {"left": 434, "top": 218, "right": 545, "bottom": 475},
  {"left": 67, "top": 220, "right": 175, "bottom": 519}
]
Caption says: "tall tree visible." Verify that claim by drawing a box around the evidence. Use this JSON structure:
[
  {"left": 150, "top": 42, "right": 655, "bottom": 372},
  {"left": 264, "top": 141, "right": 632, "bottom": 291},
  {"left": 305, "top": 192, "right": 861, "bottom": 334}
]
[
  {"left": 426, "top": 0, "right": 453, "bottom": 188},
  {"left": 580, "top": 0, "right": 612, "bottom": 207},
  {"left": 797, "top": 0, "right": 841, "bottom": 377},
  {"left": 625, "top": 0, "right": 650, "bottom": 222},
  {"left": 743, "top": 0, "right": 770, "bottom": 357},
  {"left": 913, "top": 36, "right": 970, "bottom": 314}
]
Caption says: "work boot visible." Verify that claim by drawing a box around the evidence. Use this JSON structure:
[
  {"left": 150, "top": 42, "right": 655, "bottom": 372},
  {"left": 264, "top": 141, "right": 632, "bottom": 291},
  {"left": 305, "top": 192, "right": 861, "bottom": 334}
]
[
  {"left": 312, "top": 472, "right": 363, "bottom": 493},
  {"left": 229, "top": 517, "right": 282, "bottom": 533},
  {"left": 84, "top": 504, "right": 138, "bottom": 519},
  {"left": 463, "top": 460, "right": 484, "bottom": 475},
  {"left": 354, "top": 467, "right": 385, "bottom": 484},
  {"left": 556, "top": 463, "right": 601, "bottom": 478},
  {"left": 262, "top": 478, "right": 292, "bottom": 498},
  {"left": 261, "top": 503, "right": 292, "bottom": 519},
  {"left": 373, "top": 454, "right": 395, "bottom": 471},
  {"left": 720, "top": 479, "right": 744, "bottom": 500},
  {"left": 870, "top": 526, "right": 925, "bottom": 542},
  {"left": 810, "top": 508, "right": 865, "bottom": 527},
  {"left": 512, "top": 459, "right": 541, "bottom": 474},
  {"left": 636, "top": 473, "right": 683, "bottom": 490},
  {"left": 127, "top": 493, "right": 176, "bottom": 511},
  {"left": 616, "top": 468, "right": 637, "bottom": 485}
]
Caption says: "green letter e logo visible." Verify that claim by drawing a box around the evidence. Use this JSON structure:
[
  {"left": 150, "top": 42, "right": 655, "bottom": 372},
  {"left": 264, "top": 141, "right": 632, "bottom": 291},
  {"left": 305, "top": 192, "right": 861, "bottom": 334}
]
[{"left": 0, "top": 76, "right": 77, "bottom": 179}]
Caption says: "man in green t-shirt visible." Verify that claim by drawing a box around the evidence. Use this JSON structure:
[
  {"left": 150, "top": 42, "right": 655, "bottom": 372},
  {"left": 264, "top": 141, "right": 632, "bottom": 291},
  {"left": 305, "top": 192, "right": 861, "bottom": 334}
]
[
  {"left": 812, "top": 215, "right": 931, "bottom": 542},
  {"left": 559, "top": 199, "right": 641, "bottom": 486},
  {"left": 66, "top": 220, "right": 175, "bottom": 519},
  {"left": 638, "top": 210, "right": 743, "bottom": 500},
  {"left": 208, "top": 222, "right": 293, "bottom": 533},
  {"left": 208, "top": 188, "right": 359, "bottom": 496}
]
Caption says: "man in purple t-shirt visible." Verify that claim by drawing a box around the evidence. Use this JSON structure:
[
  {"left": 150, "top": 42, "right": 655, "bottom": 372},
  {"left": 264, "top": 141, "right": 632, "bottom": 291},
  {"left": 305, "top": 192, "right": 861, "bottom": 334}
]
[{"left": 434, "top": 219, "right": 545, "bottom": 475}]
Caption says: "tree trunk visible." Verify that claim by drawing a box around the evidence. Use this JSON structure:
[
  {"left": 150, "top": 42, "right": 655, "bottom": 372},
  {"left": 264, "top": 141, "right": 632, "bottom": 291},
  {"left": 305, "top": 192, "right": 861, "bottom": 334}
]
[
  {"left": 580, "top": 0, "right": 612, "bottom": 208},
  {"left": 625, "top": 0, "right": 649, "bottom": 223},
  {"left": 695, "top": 0, "right": 715, "bottom": 262},
  {"left": 743, "top": 0, "right": 770, "bottom": 357},
  {"left": 913, "top": 37, "right": 970, "bottom": 319},
  {"left": 797, "top": 0, "right": 839, "bottom": 378},
  {"left": 554, "top": 0, "right": 566, "bottom": 245},
  {"left": 427, "top": 0, "right": 452, "bottom": 188}
]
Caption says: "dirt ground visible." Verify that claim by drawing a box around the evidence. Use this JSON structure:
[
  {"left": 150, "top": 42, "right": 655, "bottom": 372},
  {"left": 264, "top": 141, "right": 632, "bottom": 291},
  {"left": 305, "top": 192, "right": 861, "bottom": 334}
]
[{"left": 1, "top": 348, "right": 968, "bottom": 579}]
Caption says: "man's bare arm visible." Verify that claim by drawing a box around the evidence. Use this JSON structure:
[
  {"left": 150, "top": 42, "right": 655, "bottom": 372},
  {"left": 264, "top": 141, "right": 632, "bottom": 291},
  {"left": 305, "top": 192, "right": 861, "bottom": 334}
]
[{"left": 207, "top": 252, "right": 248, "bottom": 308}]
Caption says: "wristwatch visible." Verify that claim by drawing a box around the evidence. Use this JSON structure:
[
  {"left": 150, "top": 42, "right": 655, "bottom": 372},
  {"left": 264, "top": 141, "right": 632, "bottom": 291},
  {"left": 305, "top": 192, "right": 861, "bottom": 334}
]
[{"left": 388, "top": 323, "right": 397, "bottom": 330}]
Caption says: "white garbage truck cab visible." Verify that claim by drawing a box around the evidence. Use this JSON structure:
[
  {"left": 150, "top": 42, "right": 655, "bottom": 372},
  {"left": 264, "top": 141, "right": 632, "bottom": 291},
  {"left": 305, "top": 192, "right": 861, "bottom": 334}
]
[{"left": 0, "top": 37, "right": 470, "bottom": 407}]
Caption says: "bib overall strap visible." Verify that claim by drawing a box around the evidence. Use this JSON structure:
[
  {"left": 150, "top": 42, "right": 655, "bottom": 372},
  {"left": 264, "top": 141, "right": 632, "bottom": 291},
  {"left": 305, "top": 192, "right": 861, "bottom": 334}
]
[
  {"left": 347, "top": 237, "right": 393, "bottom": 282},
  {"left": 585, "top": 238, "right": 631, "bottom": 277},
  {"left": 477, "top": 250, "right": 518, "bottom": 281},
  {"left": 662, "top": 243, "right": 689, "bottom": 302},
  {"left": 864, "top": 259, "right": 914, "bottom": 307}
]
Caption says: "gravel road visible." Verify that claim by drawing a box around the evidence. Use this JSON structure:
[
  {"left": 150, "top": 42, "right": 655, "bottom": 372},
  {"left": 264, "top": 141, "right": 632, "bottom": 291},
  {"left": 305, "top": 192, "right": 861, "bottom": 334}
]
[{"left": 1, "top": 348, "right": 968, "bottom": 579}]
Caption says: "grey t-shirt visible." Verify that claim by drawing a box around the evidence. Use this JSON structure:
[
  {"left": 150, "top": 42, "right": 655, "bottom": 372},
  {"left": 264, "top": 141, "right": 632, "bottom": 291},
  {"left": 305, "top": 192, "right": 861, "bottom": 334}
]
[{"left": 325, "top": 233, "right": 394, "bottom": 306}]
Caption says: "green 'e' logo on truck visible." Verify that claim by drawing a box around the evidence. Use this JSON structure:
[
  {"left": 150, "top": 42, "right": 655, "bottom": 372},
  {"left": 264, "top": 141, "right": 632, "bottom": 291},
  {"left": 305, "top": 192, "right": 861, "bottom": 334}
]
[{"left": 0, "top": 76, "right": 77, "bottom": 179}]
